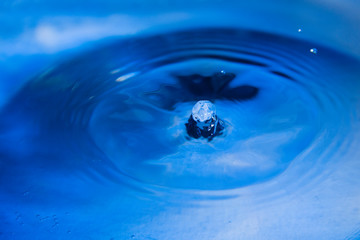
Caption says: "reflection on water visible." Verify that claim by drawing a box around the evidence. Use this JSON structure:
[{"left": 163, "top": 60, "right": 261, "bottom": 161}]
[{"left": 1, "top": 27, "right": 360, "bottom": 239}]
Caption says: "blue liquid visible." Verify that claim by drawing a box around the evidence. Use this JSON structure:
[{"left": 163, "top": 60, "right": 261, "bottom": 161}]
[{"left": 1, "top": 28, "right": 360, "bottom": 239}]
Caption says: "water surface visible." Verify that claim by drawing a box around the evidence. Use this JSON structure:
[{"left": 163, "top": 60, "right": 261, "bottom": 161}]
[{"left": 1, "top": 28, "right": 360, "bottom": 240}]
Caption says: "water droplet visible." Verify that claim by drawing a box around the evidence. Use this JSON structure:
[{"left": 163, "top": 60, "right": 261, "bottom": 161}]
[
  {"left": 186, "top": 100, "right": 225, "bottom": 140},
  {"left": 192, "top": 100, "right": 216, "bottom": 123},
  {"left": 310, "top": 48, "right": 318, "bottom": 54}
]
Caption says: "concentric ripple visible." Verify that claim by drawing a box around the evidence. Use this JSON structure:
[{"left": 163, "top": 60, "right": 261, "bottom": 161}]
[{"left": 1, "top": 28, "right": 359, "bottom": 192}]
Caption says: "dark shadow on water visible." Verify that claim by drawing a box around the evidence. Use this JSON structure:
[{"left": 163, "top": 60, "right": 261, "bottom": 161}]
[{"left": 143, "top": 71, "right": 259, "bottom": 110}]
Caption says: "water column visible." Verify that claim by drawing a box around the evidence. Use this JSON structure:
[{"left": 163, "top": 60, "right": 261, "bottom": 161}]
[{"left": 186, "top": 100, "right": 224, "bottom": 140}]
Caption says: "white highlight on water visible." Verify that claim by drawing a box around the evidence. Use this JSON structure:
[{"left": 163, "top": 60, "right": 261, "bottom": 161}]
[
  {"left": 115, "top": 72, "right": 138, "bottom": 82},
  {"left": 310, "top": 48, "right": 318, "bottom": 54}
]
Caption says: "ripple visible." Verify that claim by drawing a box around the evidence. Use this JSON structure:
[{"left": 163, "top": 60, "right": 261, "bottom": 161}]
[{"left": 1, "top": 28, "right": 359, "bottom": 194}]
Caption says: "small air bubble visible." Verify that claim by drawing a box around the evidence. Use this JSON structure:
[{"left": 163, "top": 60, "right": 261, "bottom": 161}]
[
  {"left": 298, "top": 28, "right": 302, "bottom": 33},
  {"left": 310, "top": 48, "right": 318, "bottom": 54}
]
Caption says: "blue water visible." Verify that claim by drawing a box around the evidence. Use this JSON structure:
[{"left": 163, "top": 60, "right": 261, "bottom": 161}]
[{"left": 1, "top": 2, "right": 360, "bottom": 240}]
